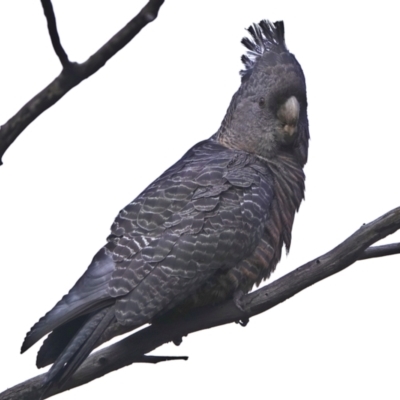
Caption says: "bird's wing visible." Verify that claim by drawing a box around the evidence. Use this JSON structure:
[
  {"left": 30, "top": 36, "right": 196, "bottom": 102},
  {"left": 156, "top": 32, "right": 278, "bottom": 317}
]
[
  {"left": 107, "top": 141, "right": 274, "bottom": 326},
  {"left": 22, "top": 141, "right": 274, "bottom": 352}
]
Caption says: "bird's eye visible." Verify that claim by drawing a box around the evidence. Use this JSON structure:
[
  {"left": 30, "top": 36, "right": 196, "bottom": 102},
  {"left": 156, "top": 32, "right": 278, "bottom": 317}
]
[{"left": 258, "top": 97, "right": 265, "bottom": 108}]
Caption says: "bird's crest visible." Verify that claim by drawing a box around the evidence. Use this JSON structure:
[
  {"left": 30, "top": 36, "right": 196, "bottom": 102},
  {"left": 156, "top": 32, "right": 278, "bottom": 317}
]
[{"left": 240, "top": 20, "right": 287, "bottom": 80}]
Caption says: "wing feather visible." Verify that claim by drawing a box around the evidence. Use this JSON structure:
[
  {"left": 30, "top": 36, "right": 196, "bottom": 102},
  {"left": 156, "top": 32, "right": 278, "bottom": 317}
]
[{"left": 23, "top": 141, "right": 275, "bottom": 354}]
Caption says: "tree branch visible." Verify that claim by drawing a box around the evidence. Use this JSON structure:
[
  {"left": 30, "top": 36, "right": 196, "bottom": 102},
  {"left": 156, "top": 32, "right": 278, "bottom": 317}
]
[
  {"left": 1, "top": 206, "right": 399, "bottom": 400},
  {"left": 40, "top": 0, "right": 70, "bottom": 69},
  {"left": 0, "top": 0, "right": 165, "bottom": 165},
  {"left": 359, "top": 242, "right": 400, "bottom": 260}
]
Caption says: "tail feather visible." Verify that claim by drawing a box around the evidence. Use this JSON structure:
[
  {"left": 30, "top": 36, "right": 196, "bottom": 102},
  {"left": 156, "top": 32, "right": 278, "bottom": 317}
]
[
  {"left": 22, "top": 247, "right": 115, "bottom": 353},
  {"left": 42, "top": 305, "right": 115, "bottom": 392},
  {"left": 36, "top": 314, "right": 90, "bottom": 368}
]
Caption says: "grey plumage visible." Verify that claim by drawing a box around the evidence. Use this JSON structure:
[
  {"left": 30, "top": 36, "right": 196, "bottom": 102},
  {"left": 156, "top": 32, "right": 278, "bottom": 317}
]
[{"left": 21, "top": 19, "right": 309, "bottom": 391}]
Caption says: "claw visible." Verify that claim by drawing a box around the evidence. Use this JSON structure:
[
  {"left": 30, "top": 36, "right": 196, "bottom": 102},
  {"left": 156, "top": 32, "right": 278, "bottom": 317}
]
[
  {"left": 172, "top": 337, "right": 183, "bottom": 346},
  {"left": 233, "top": 290, "right": 249, "bottom": 327},
  {"left": 233, "top": 289, "right": 246, "bottom": 312}
]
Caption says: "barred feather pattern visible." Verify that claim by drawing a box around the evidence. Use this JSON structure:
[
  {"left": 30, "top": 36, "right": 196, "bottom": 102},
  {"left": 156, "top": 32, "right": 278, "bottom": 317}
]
[
  {"left": 102, "top": 141, "right": 276, "bottom": 326},
  {"left": 23, "top": 140, "right": 279, "bottom": 372},
  {"left": 160, "top": 149, "right": 305, "bottom": 314}
]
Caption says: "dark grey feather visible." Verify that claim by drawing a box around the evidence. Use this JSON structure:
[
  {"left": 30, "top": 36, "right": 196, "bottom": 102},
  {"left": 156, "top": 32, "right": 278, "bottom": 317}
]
[{"left": 21, "top": 19, "right": 309, "bottom": 392}]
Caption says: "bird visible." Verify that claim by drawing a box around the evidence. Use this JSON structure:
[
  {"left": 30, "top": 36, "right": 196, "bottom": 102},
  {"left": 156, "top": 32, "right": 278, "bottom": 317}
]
[{"left": 21, "top": 19, "right": 309, "bottom": 392}]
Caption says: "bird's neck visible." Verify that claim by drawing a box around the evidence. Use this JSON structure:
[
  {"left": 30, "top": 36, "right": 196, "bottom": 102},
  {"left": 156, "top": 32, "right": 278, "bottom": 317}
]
[{"left": 260, "top": 151, "right": 305, "bottom": 251}]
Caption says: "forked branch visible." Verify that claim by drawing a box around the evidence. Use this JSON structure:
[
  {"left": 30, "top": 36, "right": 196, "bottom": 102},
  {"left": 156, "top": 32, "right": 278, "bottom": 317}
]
[
  {"left": 1, "top": 207, "right": 399, "bottom": 400},
  {"left": 0, "top": 0, "right": 165, "bottom": 165}
]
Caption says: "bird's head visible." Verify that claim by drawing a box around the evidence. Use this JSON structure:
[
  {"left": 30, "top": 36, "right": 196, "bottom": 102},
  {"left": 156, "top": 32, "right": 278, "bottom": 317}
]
[{"left": 217, "top": 20, "right": 309, "bottom": 166}]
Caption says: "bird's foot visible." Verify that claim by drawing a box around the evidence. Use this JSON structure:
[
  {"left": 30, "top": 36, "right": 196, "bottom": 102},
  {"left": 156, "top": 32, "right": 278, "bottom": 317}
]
[
  {"left": 233, "top": 290, "right": 250, "bottom": 327},
  {"left": 233, "top": 289, "right": 246, "bottom": 312}
]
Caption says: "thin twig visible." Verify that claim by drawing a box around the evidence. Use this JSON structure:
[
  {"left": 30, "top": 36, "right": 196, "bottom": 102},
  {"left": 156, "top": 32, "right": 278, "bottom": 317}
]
[
  {"left": 40, "top": 0, "right": 70, "bottom": 69},
  {"left": 359, "top": 242, "right": 400, "bottom": 260},
  {"left": 1, "top": 207, "right": 399, "bottom": 400},
  {"left": 0, "top": 355, "right": 187, "bottom": 400},
  {"left": 0, "top": 0, "right": 165, "bottom": 165}
]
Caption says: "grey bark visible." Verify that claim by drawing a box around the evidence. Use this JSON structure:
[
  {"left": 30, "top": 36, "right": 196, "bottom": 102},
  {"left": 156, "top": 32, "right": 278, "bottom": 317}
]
[{"left": 0, "top": 0, "right": 165, "bottom": 165}]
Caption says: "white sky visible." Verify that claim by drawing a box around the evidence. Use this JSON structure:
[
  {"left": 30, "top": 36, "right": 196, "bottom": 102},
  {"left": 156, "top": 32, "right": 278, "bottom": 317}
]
[{"left": 1, "top": 1, "right": 399, "bottom": 399}]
